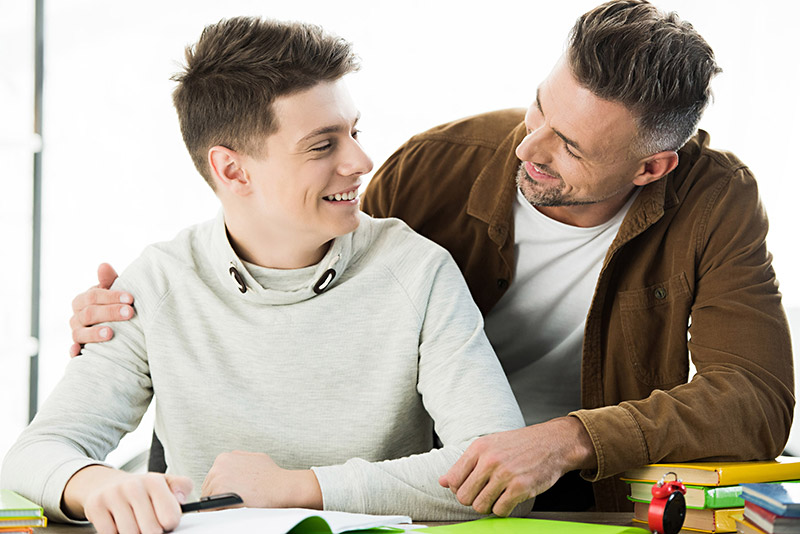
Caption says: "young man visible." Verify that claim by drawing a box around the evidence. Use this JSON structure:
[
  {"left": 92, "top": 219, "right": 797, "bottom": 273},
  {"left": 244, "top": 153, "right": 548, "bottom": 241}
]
[
  {"left": 2, "top": 17, "right": 528, "bottom": 533},
  {"left": 68, "top": 0, "right": 794, "bottom": 518}
]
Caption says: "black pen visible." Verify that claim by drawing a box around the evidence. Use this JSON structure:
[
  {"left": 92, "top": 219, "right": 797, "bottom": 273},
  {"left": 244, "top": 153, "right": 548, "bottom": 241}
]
[{"left": 180, "top": 492, "right": 243, "bottom": 513}]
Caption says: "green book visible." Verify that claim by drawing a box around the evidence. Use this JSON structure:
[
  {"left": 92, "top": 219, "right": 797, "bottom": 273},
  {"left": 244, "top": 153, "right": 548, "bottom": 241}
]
[
  {"left": 413, "top": 517, "right": 648, "bottom": 534},
  {"left": 625, "top": 480, "right": 743, "bottom": 509},
  {"left": 624, "top": 478, "right": 800, "bottom": 510},
  {"left": 0, "top": 489, "right": 43, "bottom": 518}
]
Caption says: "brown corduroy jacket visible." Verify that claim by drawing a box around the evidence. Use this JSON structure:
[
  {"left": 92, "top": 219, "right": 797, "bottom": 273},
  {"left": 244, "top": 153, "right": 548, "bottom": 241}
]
[{"left": 361, "top": 109, "right": 794, "bottom": 512}]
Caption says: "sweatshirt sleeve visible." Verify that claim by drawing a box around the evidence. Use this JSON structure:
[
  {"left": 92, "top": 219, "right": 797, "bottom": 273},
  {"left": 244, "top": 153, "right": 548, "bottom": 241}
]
[
  {"left": 0, "top": 265, "right": 155, "bottom": 523},
  {"left": 312, "top": 246, "right": 529, "bottom": 520}
]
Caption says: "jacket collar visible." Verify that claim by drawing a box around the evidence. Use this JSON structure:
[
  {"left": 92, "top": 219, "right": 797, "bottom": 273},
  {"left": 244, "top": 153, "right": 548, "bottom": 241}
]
[
  {"left": 467, "top": 121, "right": 527, "bottom": 247},
  {"left": 207, "top": 210, "right": 357, "bottom": 305}
]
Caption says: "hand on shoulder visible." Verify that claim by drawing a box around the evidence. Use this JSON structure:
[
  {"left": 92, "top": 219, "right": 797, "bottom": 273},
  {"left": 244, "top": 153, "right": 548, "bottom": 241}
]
[{"left": 68, "top": 263, "right": 134, "bottom": 357}]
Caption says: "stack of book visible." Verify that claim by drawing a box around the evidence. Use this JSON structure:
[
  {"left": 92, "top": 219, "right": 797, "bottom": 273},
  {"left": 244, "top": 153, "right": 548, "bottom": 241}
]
[
  {"left": 737, "top": 482, "right": 800, "bottom": 534},
  {"left": 621, "top": 459, "right": 800, "bottom": 533},
  {"left": 0, "top": 490, "right": 47, "bottom": 533}
]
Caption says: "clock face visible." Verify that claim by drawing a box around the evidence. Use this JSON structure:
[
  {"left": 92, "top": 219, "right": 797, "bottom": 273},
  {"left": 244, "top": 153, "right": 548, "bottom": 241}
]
[{"left": 661, "top": 491, "right": 687, "bottom": 534}]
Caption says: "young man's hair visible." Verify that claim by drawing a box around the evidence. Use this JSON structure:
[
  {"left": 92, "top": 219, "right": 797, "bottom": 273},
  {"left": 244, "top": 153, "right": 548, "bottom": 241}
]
[
  {"left": 171, "top": 17, "right": 360, "bottom": 188},
  {"left": 567, "top": 0, "right": 721, "bottom": 155}
]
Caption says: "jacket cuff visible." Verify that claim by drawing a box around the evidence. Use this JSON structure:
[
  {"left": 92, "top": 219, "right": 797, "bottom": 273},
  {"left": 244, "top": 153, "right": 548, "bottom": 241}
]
[{"left": 569, "top": 405, "right": 649, "bottom": 482}]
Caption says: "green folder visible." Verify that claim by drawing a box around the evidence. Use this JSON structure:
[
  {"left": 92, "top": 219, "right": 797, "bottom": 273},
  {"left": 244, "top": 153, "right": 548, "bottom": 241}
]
[{"left": 413, "top": 518, "right": 647, "bottom": 534}]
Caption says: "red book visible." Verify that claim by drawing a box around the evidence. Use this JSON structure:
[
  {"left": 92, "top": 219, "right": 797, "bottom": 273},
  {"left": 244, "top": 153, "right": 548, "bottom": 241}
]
[{"left": 744, "top": 501, "right": 800, "bottom": 534}]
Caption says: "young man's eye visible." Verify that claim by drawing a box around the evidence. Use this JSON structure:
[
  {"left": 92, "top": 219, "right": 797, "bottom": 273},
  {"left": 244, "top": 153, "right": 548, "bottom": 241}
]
[
  {"left": 311, "top": 142, "right": 332, "bottom": 152},
  {"left": 351, "top": 129, "right": 361, "bottom": 139}
]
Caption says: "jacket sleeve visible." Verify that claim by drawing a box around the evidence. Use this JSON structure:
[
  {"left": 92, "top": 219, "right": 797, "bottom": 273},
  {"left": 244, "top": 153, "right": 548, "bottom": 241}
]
[
  {"left": 0, "top": 270, "right": 154, "bottom": 523},
  {"left": 572, "top": 166, "right": 794, "bottom": 481},
  {"left": 312, "top": 249, "right": 529, "bottom": 521}
]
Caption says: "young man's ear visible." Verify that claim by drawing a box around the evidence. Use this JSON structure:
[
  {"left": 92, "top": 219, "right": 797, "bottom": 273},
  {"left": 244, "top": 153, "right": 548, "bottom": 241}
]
[
  {"left": 633, "top": 150, "right": 679, "bottom": 187},
  {"left": 208, "top": 146, "right": 250, "bottom": 195}
]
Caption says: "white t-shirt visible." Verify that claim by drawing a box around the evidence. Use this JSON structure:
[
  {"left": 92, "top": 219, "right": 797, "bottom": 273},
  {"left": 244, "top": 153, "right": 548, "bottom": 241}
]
[{"left": 484, "top": 188, "right": 638, "bottom": 425}]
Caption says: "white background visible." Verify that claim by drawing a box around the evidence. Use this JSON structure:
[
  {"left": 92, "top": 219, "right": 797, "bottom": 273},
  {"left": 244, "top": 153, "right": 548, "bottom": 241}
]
[{"left": 2, "top": 1, "right": 799, "bottom": 465}]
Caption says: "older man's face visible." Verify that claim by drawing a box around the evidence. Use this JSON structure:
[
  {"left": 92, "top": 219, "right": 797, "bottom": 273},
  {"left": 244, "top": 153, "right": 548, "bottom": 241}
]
[{"left": 515, "top": 56, "right": 648, "bottom": 224}]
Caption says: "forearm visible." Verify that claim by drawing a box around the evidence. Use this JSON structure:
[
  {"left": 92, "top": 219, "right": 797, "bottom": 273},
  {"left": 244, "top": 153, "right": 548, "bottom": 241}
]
[{"left": 312, "top": 444, "right": 482, "bottom": 520}]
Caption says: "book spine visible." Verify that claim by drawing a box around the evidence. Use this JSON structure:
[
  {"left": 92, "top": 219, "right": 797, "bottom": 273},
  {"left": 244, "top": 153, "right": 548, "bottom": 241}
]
[{"left": 706, "top": 486, "right": 744, "bottom": 509}]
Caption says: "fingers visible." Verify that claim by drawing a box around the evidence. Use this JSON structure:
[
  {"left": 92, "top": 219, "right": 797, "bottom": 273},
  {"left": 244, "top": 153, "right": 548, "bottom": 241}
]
[
  {"left": 69, "top": 342, "right": 82, "bottom": 358},
  {"left": 469, "top": 474, "right": 505, "bottom": 515},
  {"left": 440, "top": 445, "right": 479, "bottom": 491},
  {"left": 84, "top": 474, "right": 186, "bottom": 534},
  {"left": 72, "top": 287, "right": 134, "bottom": 316},
  {"left": 491, "top": 486, "right": 530, "bottom": 518},
  {"left": 97, "top": 263, "right": 119, "bottom": 290},
  {"left": 455, "top": 462, "right": 491, "bottom": 509},
  {"left": 126, "top": 478, "right": 171, "bottom": 534},
  {"left": 165, "top": 474, "right": 193, "bottom": 505}
]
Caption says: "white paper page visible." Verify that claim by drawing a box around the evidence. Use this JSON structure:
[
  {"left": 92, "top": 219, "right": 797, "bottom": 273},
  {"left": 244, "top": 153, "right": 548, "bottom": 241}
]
[{"left": 175, "top": 507, "right": 413, "bottom": 534}]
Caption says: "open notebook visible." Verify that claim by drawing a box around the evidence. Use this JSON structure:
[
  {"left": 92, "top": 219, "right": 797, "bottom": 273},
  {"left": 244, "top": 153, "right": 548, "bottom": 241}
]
[{"left": 175, "top": 507, "right": 412, "bottom": 534}]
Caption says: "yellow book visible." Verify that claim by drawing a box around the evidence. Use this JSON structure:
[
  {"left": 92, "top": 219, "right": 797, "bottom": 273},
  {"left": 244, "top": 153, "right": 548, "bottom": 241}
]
[
  {"left": 634, "top": 501, "right": 742, "bottom": 533},
  {"left": 622, "top": 459, "right": 800, "bottom": 486}
]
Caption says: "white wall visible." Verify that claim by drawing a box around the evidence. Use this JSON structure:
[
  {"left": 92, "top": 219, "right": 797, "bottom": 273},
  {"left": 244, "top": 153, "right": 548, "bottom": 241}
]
[{"left": 2, "top": 0, "right": 799, "bottom": 463}]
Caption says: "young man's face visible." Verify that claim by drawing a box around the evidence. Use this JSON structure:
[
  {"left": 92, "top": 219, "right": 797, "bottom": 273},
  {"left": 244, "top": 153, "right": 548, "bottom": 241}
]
[
  {"left": 515, "top": 56, "right": 647, "bottom": 219},
  {"left": 240, "top": 79, "right": 372, "bottom": 247}
]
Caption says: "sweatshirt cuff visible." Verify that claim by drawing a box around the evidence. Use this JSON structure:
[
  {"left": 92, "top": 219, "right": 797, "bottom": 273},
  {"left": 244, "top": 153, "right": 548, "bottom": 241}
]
[
  {"left": 43, "top": 458, "right": 111, "bottom": 524},
  {"left": 311, "top": 463, "right": 368, "bottom": 513},
  {"left": 569, "top": 405, "right": 649, "bottom": 482}
]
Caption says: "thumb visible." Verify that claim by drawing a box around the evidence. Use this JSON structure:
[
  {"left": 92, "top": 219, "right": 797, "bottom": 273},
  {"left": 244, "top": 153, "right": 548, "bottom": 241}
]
[
  {"left": 96, "top": 263, "right": 119, "bottom": 289},
  {"left": 165, "top": 474, "right": 194, "bottom": 504}
]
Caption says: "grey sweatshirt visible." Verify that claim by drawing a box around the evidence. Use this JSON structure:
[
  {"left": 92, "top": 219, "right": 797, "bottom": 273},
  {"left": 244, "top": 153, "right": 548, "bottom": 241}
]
[{"left": 1, "top": 212, "right": 526, "bottom": 521}]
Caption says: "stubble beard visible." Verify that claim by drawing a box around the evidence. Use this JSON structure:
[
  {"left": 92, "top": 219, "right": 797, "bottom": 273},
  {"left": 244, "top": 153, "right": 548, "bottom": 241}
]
[{"left": 515, "top": 162, "right": 592, "bottom": 207}]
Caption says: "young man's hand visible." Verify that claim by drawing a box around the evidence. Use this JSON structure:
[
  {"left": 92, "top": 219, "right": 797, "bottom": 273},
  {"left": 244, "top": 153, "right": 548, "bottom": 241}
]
[
  {"left": 69, "top": 263, "right": 134, "bottom": 357},
  {"left": 201, "top": 451, "right": 323, "bottom": 509},
  {"left": 62, "top": 465, "right": 192, "bottom": 534},
  {"left": 438, "top": 416, "right": 596, "bottom": 517}
]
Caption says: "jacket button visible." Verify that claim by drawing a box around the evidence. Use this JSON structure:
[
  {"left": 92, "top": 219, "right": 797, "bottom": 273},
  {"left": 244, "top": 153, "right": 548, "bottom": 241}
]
[
  {"left": 654, "top": 287, "right": 667, "bottom": 300},
  {"left": 497, "top": 279, "right": 509, "bottom": 290}
]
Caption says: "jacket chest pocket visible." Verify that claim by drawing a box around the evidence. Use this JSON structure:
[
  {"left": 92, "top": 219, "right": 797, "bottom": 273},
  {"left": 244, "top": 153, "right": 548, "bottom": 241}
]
[{"left": 617, "top": 272, "right": 693, "bottom": 387}]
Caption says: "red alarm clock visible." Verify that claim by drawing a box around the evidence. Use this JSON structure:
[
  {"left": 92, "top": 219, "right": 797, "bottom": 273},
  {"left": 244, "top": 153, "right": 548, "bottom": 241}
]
[{"left": 648, "top": 472, "right": 687, "bottom": 534}]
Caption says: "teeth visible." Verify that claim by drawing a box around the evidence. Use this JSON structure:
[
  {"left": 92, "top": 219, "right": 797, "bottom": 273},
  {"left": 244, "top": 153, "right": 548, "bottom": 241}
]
[{"left": 324, "top": 189, "right": 358, "bottom": 201}]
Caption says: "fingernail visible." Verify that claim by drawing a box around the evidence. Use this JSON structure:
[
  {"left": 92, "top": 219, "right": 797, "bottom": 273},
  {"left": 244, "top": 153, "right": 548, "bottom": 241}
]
[
  {"left": 120, "top": 306, "right": 131, "bottom": 318},
  {"left": 176, "top": 491, "right": 186, "bottom": 504},
  {"left": 100, "top": 327, "right": 110, "bottom": 339},
  {"left": 120, "top": 294, "right": 132, "bottom": 304}
]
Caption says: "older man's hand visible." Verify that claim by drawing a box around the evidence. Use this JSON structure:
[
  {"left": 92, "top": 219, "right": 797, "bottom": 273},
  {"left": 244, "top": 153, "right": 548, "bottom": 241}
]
[{"left": 439, "top": 416, "right": 596, "bottom": 516}]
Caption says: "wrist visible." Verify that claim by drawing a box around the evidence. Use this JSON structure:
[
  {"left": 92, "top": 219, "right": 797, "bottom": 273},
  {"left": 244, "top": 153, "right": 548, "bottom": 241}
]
[
  {"left": 292, "top": 469, "right": 323, "bottom": 509},
  {"left": 562, "top": 416, "right": 597, "bottom": 471},
  {"left": 61, "top": 465, "right": 127, "bottom": 520}
]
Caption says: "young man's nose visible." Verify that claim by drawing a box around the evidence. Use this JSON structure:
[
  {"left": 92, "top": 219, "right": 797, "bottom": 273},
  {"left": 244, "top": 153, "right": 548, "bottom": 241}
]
[{"left": 339, "top": 139, "right": 374, "bottom": 177}]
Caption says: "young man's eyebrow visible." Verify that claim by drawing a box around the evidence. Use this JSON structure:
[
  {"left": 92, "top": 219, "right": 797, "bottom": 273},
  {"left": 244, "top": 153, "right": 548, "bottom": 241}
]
[
  {"left": 296, "top": 114, "right": 360, "bottom": 145},
  {"left": 535, "top": 88, "right": 584, "bottom": 154}
]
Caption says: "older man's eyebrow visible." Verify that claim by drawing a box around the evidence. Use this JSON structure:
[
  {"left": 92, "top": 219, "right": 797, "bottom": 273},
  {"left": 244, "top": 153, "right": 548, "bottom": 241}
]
[
  {"left": 535, "top": 88, "right": 585, "bottom": 154},
  {"left": 296, "top": 114, "right": 361, "bottom": 146}
]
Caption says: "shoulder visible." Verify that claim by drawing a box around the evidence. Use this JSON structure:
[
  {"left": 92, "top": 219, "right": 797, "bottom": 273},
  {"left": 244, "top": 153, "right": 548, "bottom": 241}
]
[
  {"left": 111, "top": 218, "right": 215, "bottom": 309},
  {"left": 354, "top": 214, "right": 451, "bottom": 264},
  {"left": 673, "top": 130, "right": 756, "bottom": 196}
]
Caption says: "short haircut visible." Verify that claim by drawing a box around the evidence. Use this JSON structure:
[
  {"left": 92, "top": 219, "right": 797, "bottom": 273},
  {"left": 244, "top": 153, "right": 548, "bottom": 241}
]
[
  {"left": 567, "top": 0, "right": 721, "bottom": 155},
  {"left": 171, "top": 17, "right": 360, "bottom": 188}
]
